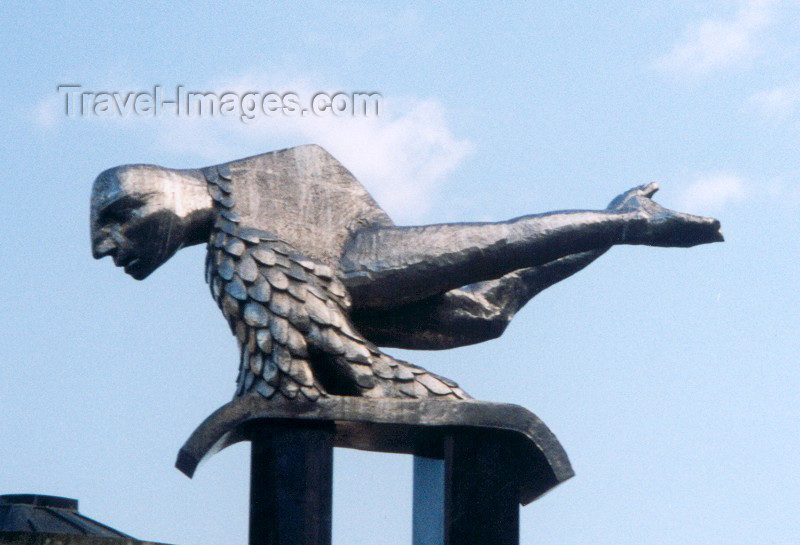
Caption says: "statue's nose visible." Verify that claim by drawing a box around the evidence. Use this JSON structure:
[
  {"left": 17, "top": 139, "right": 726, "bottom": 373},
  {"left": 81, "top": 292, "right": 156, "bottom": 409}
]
[
  {"left": 90, "top": 167, "right": 125, "bottom": 260},
  {"left": 92, "top": 236, "right": 116, "bottom": 259}
]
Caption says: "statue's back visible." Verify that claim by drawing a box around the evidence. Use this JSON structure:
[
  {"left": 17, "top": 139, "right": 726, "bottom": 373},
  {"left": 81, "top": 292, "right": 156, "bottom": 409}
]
[{"left": 225, "top": 144, "right": 394, "bottom": 264}]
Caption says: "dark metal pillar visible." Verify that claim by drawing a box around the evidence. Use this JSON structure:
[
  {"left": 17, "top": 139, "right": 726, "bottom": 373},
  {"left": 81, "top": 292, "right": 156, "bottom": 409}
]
[
  {"left": 413, "top": 431, "right": 521, "bottom": 545},
  {"left": 249, "top": 421, "right": 334, "bottom": 545},
  {"left": 443, "top": 430, "right": 520, "bottom": 545}
]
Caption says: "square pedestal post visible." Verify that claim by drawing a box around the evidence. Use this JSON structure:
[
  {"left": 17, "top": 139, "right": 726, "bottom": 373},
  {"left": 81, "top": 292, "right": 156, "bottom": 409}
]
[
  {"left": 249, "top": 421, "right": 334, "bottom": 545},
  {"left": 414, "top": 430, "right": 520, "bottom": 545}
]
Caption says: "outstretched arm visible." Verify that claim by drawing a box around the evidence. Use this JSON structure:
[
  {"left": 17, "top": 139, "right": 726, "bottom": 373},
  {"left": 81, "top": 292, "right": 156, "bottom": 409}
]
[
  {"left": 340, "top": 184, "right": 722, "bottom": 310},
  {"left": 352, "top": 249, "right": 606, "bottom": 349}
]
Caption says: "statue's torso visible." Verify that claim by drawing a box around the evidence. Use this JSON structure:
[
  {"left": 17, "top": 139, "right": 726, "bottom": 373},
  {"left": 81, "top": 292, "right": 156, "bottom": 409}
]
[{"left": 202, "top": 151, "right": 467, "bottom": 401}]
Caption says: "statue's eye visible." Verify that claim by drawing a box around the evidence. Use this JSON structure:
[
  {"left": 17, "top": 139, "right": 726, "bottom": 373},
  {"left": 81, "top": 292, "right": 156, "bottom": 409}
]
[
  {"left": 99, "top": 197, "right": 140, "bottom": 224},
  {"left": 99, "top": 207, "right": 129, "bottom": 224}
]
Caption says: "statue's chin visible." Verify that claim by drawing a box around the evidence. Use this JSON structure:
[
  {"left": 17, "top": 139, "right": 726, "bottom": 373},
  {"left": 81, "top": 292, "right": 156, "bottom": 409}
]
[
  {"left": 122, "top": 246, "right": 181, "bottom": 280},
  {"left": 123, "top": 258, "right": 159, "bottom": 280}
]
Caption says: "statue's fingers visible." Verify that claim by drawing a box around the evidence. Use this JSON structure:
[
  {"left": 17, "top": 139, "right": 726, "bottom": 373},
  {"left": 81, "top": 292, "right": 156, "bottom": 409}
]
[
  {"left": 664, "top": 213, "right": 724, "bottom": 246},
  {"left": 698, "top": 215, "right": 724, "bottom": 242},
  {"left": 640, "top": 182, "right": 659, "bottom": 198},
  {"left": 679, "top": 211, "right": 720, "bottom": 227},
  {"left": 608, "top": 182, "right": 659, "bottom": 210}
]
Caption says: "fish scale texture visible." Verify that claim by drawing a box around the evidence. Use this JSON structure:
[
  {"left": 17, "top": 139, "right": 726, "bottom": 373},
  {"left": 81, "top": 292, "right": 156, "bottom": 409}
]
[{"left": 203, "top": 164, "right": 468, "bottom": 401}]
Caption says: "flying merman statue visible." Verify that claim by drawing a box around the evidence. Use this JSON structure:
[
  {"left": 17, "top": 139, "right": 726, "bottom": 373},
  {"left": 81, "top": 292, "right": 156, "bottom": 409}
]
[{"left": 90, "top": 145, "right": 723, "bottom": 402}]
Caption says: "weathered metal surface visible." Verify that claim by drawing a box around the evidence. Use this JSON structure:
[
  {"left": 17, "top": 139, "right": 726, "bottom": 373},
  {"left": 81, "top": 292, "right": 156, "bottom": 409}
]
[
  {"left": 91, "top": 145, "right": 722, "bottom": 402},
  {"left": 198, "top": 179, "right": 469, "bottom": 400},
  {"left": 176, "top": 395, "right": 573, "bottom": 505}
]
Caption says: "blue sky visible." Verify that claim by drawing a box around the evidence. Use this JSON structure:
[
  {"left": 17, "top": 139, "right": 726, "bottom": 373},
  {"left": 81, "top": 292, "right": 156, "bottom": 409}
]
[{"left": 1, "top": 1, "right": 798, "bottom": 544}]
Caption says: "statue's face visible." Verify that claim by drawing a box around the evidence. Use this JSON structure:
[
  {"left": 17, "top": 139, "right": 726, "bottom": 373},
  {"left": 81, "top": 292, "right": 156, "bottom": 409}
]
[{"left": 91, "top": 165, "right": 199, "bottom": 280}]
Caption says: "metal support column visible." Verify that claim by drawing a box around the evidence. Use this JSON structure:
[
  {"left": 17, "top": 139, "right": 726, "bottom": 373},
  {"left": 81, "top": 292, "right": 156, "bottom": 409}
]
[{"left": 249, "top": 422, "right": 334, "bottom": 545}]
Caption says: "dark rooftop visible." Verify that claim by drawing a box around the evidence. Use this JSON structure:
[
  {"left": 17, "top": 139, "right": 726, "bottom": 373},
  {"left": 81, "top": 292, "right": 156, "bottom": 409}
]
[{"left": 0, "top": 495, "right": 170, "bottom": 545}]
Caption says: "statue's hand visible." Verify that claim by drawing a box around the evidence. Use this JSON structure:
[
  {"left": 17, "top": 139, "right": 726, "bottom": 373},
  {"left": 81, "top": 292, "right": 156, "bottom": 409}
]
[{"left": 608, "top": 183, "right": 724, "bottom": 247}]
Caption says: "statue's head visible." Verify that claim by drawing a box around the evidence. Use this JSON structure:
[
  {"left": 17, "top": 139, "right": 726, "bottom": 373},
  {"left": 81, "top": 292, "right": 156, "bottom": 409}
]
[{"left": 91, "top": 165, "right": 213, "bottom": 280}]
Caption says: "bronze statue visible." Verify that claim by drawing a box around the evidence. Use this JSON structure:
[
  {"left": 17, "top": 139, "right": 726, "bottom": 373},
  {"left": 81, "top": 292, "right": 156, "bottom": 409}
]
[{"left": 91, "top": 145, "right": 722, "bottom": 402}]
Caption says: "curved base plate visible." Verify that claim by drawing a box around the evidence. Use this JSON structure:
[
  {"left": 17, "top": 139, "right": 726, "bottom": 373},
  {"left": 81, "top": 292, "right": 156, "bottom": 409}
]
[{"left": 177, "top": 395, "right": 573, "bottom": 505}]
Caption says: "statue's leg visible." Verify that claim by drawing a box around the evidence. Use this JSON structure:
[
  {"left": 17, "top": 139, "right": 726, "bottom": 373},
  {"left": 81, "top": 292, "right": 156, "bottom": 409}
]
[
  {"left": 352, "top": 249, "right": 607, "bottom": 349},
  {"left": 341, "top": 184, "right": 721, "bottom": 309}
]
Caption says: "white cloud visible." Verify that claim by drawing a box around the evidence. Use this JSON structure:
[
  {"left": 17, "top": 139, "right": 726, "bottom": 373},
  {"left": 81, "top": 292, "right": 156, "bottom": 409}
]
[
  {"left": 654, "top": 0, "right": 776, "bottom": 76},
  {"left": 151, "top": 74, "right": 473, "bottom": 223},
  {"left": 34, "top": 71, "right": 472, "bottom": 222},
  {"left": 748, "top": 82, "right": 800, "bottom": 116},
  {"left": 678, "top": 173, "right": 748, "bottom": 211}
]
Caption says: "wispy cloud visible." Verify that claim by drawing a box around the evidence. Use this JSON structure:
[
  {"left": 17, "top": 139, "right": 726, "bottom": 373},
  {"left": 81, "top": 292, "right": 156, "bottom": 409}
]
[
  {"left": 654, "top": 0, "right": 776, "bottom": 76},
  {"left": 678, "top": 173, "right": 748, "bottom": 211},
  {"left": 748, "top": 82, "right": 800, "bottom": 116}
]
